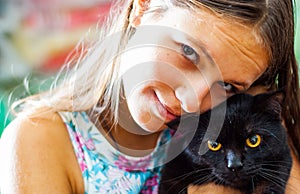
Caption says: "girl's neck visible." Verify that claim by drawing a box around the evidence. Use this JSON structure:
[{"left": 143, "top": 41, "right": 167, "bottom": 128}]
[
  {"left": 109, "top": 124, "right": 161, "bottom": 157},
  {"left": 88, "top": 104, "right": 162, "bottom": 157}
]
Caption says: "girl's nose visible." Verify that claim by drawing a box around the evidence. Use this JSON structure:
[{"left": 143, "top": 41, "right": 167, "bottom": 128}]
[{"left": 174, "top": 79, "right": 210, "bottom": 113}]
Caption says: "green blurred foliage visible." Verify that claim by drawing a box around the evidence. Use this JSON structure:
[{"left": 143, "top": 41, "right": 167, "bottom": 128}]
[{"left": 0, "top": 74, "right": 54, "bottom": 136}]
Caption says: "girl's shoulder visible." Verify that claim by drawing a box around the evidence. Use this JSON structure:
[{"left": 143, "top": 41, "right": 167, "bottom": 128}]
[
  {"left": 1, "top": 110, "right": 71, "bottom": 153},
  {"left": 0, "top": 110, "right": 84, "bottom": 193}
]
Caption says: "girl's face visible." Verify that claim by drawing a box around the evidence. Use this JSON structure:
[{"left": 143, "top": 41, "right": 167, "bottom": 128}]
[{"left": 120, "top": 6, "right": 268, "bottom": 133}]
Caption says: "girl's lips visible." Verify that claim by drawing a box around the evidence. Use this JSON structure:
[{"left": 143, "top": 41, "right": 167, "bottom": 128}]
[{"left": 153, "top": 92, "right": 179, "bottom": 122}]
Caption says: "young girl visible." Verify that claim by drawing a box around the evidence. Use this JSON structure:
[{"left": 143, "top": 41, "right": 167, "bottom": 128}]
[{"left": 1, "top": 0, "right": 300, "bottom": 193}]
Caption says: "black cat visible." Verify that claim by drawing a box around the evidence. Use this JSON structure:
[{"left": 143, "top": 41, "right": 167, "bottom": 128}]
[{"left": 159, "top": 92, "right": 292, "bottom": 194}]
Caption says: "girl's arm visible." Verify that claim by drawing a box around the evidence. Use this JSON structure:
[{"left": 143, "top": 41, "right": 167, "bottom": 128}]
[
  {"left": 188, "top": 183, "right": 241, "bottom": 194},
  {"left": 286, "top": 151, "right": 300, "bottom": 194},
  {"left": 0, "top": 112, "right": 84, "bottom": 193}
]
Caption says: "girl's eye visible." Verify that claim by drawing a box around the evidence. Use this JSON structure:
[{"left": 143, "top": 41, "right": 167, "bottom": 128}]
[
  {"left": 246, "top": 134, "right": 261, "bottom": 148},
  {"left": 217, "top": 81, "right": 235, "bottom": 93},
  {"left": 207, "top": 140, "right": 222, "bottom": 151},
  {"left": 182, "top": 44, "right": 199, "bottom": 63}
]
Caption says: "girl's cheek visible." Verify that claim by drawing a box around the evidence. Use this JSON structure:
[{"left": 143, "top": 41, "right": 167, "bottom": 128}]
[{"left": 125, "top": 86, "right": 166, "bottom": 132}]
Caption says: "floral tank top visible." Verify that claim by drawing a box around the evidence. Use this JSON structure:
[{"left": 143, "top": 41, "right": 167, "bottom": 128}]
[{"left": 59, "top": 112, "right": 173, "bottom": 194}]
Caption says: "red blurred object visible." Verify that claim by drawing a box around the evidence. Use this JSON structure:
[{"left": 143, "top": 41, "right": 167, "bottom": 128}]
[
  {"left": 41, "top": 44, "right": 88, "bottom": 73},
  {"left": 23, "top": 3, "right": 112, "bottom": 31},
  {"left": 41, "top": 47, "right": 73, "bottom": 72}
]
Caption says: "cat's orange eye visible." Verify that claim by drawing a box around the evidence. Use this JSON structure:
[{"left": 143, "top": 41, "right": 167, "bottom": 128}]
[
  {"left": 246, "top": 134, "right": 261, "bottom": 148},
  {"left": 207, "top": 140, "right": 222, "bottom": 151}
]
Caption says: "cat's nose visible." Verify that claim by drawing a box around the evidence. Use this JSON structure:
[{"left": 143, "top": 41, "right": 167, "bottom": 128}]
[
  {"left": 226, "top": 150, "right": 243, "bottom": 171},
  {"left": 227, "top": 159, "right": 243, "bottom": 171}
]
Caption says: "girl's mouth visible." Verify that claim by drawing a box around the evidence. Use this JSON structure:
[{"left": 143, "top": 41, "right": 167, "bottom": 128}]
[{"left": 153, "top": 91, "right": 179, "bottom": 122}]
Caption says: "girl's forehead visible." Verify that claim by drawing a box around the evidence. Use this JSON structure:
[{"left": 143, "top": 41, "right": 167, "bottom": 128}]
[{"left": 146, "top": 6, "right": 268, "bottom": 65}]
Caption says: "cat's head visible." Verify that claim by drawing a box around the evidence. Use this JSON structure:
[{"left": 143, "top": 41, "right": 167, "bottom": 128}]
[{"left": 169, "top": 91, "right": 291, "bottom": 188}]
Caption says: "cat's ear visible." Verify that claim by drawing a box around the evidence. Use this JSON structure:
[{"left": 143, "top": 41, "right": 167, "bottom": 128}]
[{"left": 253, "top": 90, "right": 285, "bottom": 116}]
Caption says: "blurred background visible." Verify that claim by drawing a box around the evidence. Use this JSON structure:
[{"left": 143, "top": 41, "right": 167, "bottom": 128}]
[
  {"left": 0, "top": 0, "right": 112, "bottom": 135},
  {"left": 0, "top": 0, "right": 299, "bottom": 136}
]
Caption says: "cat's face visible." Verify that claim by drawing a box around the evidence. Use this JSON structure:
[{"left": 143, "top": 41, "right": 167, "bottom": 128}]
[
  {"left": 199, "top": 112, "right": 287, "bottom": 188},
  {"left": 170, "top": 92, "right": 290, "bottom": 188}
]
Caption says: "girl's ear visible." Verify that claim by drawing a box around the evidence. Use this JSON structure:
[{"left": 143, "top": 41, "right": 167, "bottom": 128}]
[{"left": 129, "top": 0, "right": 151, "bottom": 27}]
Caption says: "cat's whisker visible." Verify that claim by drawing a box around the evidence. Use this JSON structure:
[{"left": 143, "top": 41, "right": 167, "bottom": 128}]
[
  {"left": 260, "top": 164, "right": 291, "bottom": 168},
  {"left": 176, "top": 176, "right": 212, "bottom": 194},
  {"left": 186, "top": 174, "right": 216, "bottom": 193},
  {"left": 214, "top": 177, "right": 225, "bottom": 186},
  {"left": 178, "top": 186, "right": 188, "bottom": 194},
  {"left": 260, "top": 167, "right": 290, "bottom": 176},
  {"left": 192, "top": 174, "right": 214, "bottom": 185},
  {"left": 259, "top": 170, "right": 286, "bottom": 189},
  {"left": 251, "top": 176, "right": 257, "bottom": 193},
  {"left": 260, "top": 168, "right": 288, "bottom": 179},
  {"left": 261, "top": 160, "right": 292, "bottom": 165},
  {"left": 162, "top": 167, "right": 213, "bottom": 184},
  {"left": 258, "top": 174, "right": 284, "bottom": 191},
  {"left": 162, "top": 167, "right": 213, "bottom": 193},
  {"left": 258, "top": 169, "right": 299, "bottom": 191}
]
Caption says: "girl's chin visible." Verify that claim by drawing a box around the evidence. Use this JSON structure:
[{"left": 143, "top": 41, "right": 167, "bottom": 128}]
[
  {"left": 137, "top": 118, "right": 168, "bottom": 133},
  {"left": 128, "top": 90, "right": 178, "bottom": 132}
]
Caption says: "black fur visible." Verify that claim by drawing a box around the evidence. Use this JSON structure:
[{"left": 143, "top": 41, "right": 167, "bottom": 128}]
[{"left": 159, "top": 92, "right": 292, "bottom": 194}]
